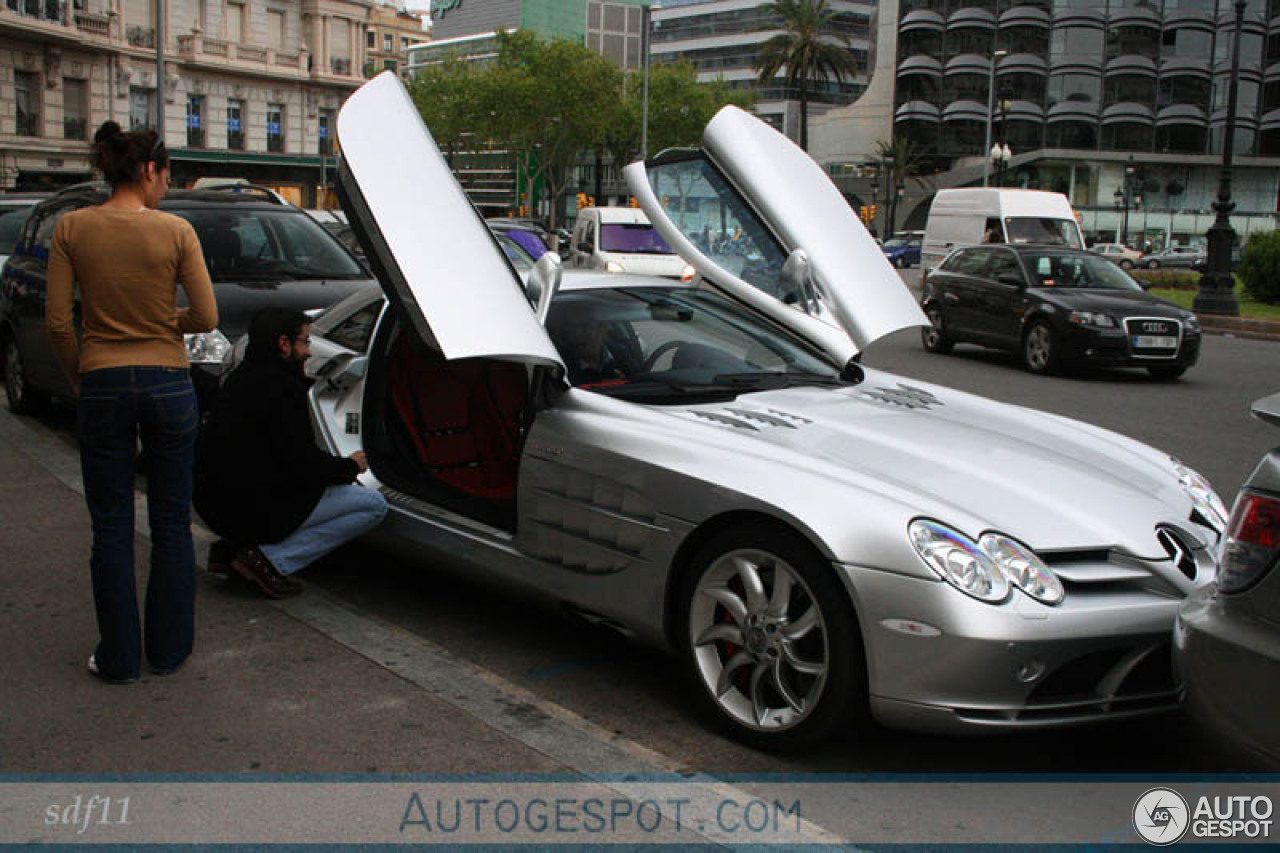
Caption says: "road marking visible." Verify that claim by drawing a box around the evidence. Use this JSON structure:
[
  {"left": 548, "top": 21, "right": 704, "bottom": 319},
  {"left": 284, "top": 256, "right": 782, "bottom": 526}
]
[{"left": 0, "top": 405, "right": 846, "bottom": 846}]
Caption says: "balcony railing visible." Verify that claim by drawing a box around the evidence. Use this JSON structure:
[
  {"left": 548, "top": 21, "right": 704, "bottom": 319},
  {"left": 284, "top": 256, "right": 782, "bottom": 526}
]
[
  {"left": 16, "top": 110, "right": 40, "bottom": 137},
  {"left": 237, "top": 44, "right": 266, "bottom": 63},
  {"left": 202, "top": 37, "right": 227, "bottom": 57},
  {"left": 186, "top": 127, "right": 205, "bottom": 148},
  {"left": 127, "top": 25, "right": 154, "bottom": 48},
  {"left": 330, "top": 56, "right": 350, "bottom": 75},
  {"left": 227, "top": 131, "right": 244, "bottom": 151},
  {"left": 275, "top": 51, "right": 298, "bottom": 67},
  {"left": 73, "top": 9, "right": 108, "bottom": 36},
  {"left": 63, "top": 116, "right": 86, "bottom": 139}
]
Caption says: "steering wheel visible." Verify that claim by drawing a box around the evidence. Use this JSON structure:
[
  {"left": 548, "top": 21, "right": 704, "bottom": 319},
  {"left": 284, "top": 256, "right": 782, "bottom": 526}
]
[{"left": 642, "top": 340, "right": 689, "bottom": 372}]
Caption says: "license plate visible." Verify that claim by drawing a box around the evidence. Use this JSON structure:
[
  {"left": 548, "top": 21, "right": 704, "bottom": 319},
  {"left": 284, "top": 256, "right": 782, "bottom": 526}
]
[{"left": 1133, "top": 335, "right": 1177, "bottom": 349}]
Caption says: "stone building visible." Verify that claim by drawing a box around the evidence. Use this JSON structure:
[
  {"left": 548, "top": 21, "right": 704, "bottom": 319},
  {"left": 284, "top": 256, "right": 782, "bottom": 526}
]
[
  {"left": 1, "top": 0, "right": 373, "bottom": 204},
  {"left": 365, "top": 2, "right": 428, "bottom": 79}
]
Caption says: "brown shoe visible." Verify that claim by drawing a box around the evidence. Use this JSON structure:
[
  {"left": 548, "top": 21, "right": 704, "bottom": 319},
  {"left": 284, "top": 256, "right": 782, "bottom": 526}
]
[{"left": 230, "top": 546, "right": 301, "bottom": 599}]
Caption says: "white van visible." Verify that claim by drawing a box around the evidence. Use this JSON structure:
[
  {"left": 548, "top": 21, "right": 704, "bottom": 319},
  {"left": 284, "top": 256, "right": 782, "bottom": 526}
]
[
  {"left": 570, "top": 206, "right": 692, "bottom": 278},
  {"left": 921, "top": 188, "right": 1084, "bottom": 272}
]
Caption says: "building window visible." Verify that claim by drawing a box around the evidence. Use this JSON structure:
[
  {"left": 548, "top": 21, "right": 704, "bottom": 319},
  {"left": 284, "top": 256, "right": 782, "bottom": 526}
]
[
  {"left": 401, "top": 37, "right": 410, "bottom": 50},
  {"left": 129, "top": 87, "right": 153, "bottom": 130},
  {"left": 266, "top": 103, "right": 284, "bottom": 153},
  {"left": 268, "top": 9, "right": 285, "bottom": 50},
  {"left": 63, "top": 78, "right": 87, "bottom": 140},
  {"left": 227, "top": 2, "right": 244, "bottom": 42},
  {"left": 227, "top": 98, "right": 244, "bottom": 150},
  {"left": 383, "top": 59, "right": 397, "bottom": 72},
  {"left": 383, "top": 32, "right": 393, "bottom": 52},
  {"left": 367, "top": 29, "right": 375, "bottom": 48},
  {"left": 186, "top": 95, "right": 205, "bottom": 148},
  {"left": 15, "top": 71, "right": 40, "bottom": 137},
  {"left": 318, "top": 109, "right": 333, "bottom": 156}
]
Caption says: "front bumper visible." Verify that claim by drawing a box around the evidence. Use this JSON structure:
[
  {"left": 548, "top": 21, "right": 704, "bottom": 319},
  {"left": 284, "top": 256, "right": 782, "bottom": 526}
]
[
  {"left": 1057, "top": 325, "right": 1200, "bottom": 369},
  {"left": 840, "top": 563, "right": 1186, "bottom": 734},
  {"left": 1174, "top": 584, "right": 1280, "bottom": 763}
]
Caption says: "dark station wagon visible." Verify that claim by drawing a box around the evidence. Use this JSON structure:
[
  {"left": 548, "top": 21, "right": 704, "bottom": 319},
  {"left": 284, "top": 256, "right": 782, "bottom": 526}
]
[{"left": 920, "top": 244, "right": 1201, "bottom": 380}]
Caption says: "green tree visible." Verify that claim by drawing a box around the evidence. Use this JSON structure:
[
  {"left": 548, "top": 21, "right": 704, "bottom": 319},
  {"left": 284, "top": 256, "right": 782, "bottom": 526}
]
[
  {"left": 873, "top": 135, "right": 927, "bottom": 235},
  {"left": 754, "top": 0, "right": 858, "bottom": 151},
  {"left": 407, "top": 57, "right": 482, "bottom": 167}
]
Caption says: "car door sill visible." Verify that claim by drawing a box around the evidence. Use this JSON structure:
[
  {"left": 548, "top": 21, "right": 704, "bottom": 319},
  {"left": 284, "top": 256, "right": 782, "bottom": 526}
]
[{"left": 381, "top": 484, "right": 515, "bottom": 543}]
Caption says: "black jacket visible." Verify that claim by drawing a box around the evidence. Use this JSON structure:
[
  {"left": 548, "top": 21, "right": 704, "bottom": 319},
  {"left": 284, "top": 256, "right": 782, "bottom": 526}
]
[{"left": 194, "top": 355, "right": 359, "bottom": 545}]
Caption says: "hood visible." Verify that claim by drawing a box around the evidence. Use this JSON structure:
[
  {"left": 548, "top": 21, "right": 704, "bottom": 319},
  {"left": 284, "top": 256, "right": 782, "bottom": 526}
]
[
  {"left": 335, "top": 73, "right": 562, "bottom": 369},
  {"left": 1032, "top": 287, "right": 1189, "bottom": 316},
  {"left": 664, "top": 369, "right": 1201, "bottom": 558},
  {"left": 624, "top": 106, "right": 926, "bottom": 363}
]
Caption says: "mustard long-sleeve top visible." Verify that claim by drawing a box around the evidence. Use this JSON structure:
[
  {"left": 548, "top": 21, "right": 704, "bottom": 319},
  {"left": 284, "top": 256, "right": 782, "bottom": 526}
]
[{"left": 46, "top": 205, "right": 218, "bottom": 382}]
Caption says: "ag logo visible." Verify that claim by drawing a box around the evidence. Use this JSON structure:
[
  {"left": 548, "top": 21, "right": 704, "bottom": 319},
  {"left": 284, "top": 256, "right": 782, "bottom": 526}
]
[{"left": 1134, "top": 787, "right": 1190, "bottom": 845}]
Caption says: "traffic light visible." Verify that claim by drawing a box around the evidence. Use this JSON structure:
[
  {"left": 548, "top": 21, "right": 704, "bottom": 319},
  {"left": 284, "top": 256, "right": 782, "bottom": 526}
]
[
  {"left": 859, "top": 205, "right": 869, "bottom": 223},
  {"left": 869, "top": 204, "right": 878, "bottom": 222},
  {"left": 629, "top": 196, "right": 640, "bottom": 208},
  {"left": 518, "top": 204, "right": 529, "bottom": 217}
]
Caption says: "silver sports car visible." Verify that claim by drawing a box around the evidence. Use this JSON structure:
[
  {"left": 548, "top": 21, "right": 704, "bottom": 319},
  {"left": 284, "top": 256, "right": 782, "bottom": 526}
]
[{"left": 317, "top": 74, "right": 1225, "bottom": 748}]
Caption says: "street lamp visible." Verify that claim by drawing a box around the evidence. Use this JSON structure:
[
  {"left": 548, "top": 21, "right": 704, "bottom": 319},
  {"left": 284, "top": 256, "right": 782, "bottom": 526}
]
[
  {"left": 1194, "top": 0, "right": 1245, "bottom": 316},
  {"left": 1113, "top": 155, "right": 1140, "bottom": 246},
  {"left": 982, "top": 49, "right": 1008, "bottom": 187}
]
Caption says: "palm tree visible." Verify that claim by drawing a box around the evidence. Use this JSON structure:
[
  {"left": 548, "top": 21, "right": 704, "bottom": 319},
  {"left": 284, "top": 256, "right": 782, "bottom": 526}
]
[{"left": 754, "top": 0, "right": 859, "bottom": 151}]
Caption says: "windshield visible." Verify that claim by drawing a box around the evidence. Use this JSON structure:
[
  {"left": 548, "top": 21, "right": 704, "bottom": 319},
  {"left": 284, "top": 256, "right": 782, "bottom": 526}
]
[
  {"left": 1004, "top": 217, "right": 1083, "bottom": 249},
  {"left": 883, "top": 238, "right": 910, "bottom": 249},
  {"left": 600, "top": 223, "right": 674, "bottom": 254},
  {"left": 0, "top": 203, "right": 35, "bottom": 253},
  {"left": 174, "top": 208, "right": 366, "bottom": 282},
  {"left": 1022, "top": 252, "right": 1144, "bottom": 291},
  {"left": 494, "top": 233, "right": 534, "bottom": 272},
  {"left": 545, "top": 286, "right": 844, "bottom": 402}
]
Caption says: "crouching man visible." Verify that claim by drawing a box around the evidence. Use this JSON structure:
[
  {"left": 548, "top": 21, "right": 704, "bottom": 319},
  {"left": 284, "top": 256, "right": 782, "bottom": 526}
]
[{"left": 195, "top": 307, "right": 387, "bottom": 598}]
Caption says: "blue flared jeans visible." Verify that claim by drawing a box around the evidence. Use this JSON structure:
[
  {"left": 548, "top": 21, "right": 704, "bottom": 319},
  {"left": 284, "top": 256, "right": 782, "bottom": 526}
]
[{"left": 78, "top": 366, "right": 199, "bottom": 680}]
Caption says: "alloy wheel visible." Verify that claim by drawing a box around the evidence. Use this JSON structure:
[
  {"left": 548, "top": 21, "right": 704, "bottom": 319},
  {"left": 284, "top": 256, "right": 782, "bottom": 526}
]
[
  {"left": 1024, "top": 323, "right": 1054, "bottom": 373},
  {"left": 688, "top": 548, "right": 828, "bottom": 732}
]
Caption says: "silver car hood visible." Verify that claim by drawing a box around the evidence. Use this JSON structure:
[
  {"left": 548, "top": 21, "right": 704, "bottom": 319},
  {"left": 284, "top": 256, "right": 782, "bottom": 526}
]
[{"left": 667, "top": 369, "right": 1194, "bottom": 558}]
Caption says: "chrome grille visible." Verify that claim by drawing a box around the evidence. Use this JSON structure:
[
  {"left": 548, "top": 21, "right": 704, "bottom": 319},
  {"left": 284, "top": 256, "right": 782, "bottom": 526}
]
[{"left": 1123, "top": 316, "right": 1181, "bottom": 359}]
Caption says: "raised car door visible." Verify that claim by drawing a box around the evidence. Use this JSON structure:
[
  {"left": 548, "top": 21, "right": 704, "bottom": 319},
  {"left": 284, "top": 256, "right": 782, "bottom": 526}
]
[
  {"left": 624, "top": 106, "right": 926, "bottom": 366},
  {"left": 335, "top": 72, "right": 563, "bottom": 372}
]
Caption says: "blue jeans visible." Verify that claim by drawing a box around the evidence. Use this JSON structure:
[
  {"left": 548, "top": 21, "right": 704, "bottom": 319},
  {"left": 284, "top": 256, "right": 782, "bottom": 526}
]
[
  {"left": 78, "top": 367, "right": 199, "bottom": 680},
  {"left": 260, "top": 485, "right": 387, "bottom": 576}
]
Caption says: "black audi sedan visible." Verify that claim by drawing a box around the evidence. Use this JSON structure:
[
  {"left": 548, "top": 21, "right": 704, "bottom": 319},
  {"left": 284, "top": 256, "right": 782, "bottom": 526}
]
[
  {"left": 0, "top": 183, "right": 375, "bottom": 413},
  {"left": 920, "top": 244, "right": 1200, "bottom": 380}
]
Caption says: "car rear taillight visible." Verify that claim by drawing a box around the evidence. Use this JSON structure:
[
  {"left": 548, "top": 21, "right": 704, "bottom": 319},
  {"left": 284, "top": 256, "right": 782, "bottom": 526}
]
[{"left": 1217, "top": 490, "right": 1280, "bottom": 593}]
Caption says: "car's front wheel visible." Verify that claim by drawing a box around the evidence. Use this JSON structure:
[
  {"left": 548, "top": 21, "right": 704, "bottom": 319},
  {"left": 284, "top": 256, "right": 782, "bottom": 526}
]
[
  {"left": 1147, "top": 259, "right": 1160, "bottom": 269},
  {"left": 1119, "top": 259, "right": 1134, "bottom": 270},
  {"left": 1023, "top": 320, "right": 1059, "bottom": 375},
  {"left": 677, "top": 526, "right": 866, "bottom": 749},
  {"left": 3, "top": 337, "right": 46, "bottom": 415},
  {"left": 921, "top": 307, "right": 954, "bottom": 354}
]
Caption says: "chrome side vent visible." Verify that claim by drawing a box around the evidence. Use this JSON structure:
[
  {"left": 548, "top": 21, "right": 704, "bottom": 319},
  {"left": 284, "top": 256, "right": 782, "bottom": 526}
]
[
  {"left": 689, "top": 410, "right": 760, "bottom": 431},
  {"left": 1156, "top": 526, "right": 1199, "bottom": 581}
]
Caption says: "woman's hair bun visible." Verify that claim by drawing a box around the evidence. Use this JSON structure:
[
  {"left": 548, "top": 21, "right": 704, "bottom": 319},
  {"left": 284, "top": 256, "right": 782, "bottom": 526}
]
[{"left": 93, "top": 120, "right": 124, "bottom": 145}]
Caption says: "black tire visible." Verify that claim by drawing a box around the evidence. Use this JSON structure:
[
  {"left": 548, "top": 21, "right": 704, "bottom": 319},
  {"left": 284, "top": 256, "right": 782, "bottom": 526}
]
[
  {"left": 1022, "top": 320, "right": 1059, "bottom": 375},
  {"left": 893, "top": 255, "right": 904, "bottom": 269},
  {"left": 1148, "top": 365, "right": 1187, "bottom": 381},
  {"left": 920, "top": 306, "right": 954, "bottom": 354},
  {"left": 675, "top": 525, "right": 867, "bottom": 750},
  {"left": 1119, "top": 259, "right": 1134, "bottom": 270},
  {"left": 3, "top": 337, "right": 47, "bottom": 415}
]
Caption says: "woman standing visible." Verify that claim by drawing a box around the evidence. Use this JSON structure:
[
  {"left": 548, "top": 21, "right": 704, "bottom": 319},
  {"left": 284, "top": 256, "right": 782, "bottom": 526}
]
[{"left": 47, "top": 121, "right": 217, "bottom": 683}]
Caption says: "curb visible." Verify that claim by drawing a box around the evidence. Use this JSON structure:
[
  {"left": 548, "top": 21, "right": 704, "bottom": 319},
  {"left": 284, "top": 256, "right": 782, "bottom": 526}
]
[{"left": 1196, "top": 314, "right": 1280, "bottom": 342}]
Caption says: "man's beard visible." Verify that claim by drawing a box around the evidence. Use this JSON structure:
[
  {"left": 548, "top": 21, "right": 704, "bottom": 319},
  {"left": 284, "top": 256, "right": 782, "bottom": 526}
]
[{"left": 286, "top": 353, "right": 308, "bottom": 379}]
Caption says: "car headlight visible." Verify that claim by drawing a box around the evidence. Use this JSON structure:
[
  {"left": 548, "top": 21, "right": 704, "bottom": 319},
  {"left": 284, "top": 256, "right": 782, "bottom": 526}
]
[
  {"left": 1069, "top": 311, "right": 1115, "bottom": 328},
  {"left": 978, "top": 533, "right": 1064, "bottom": 604},
  {"left": 1182, "top": 314, "right": 1200, "bottom": 331},
  {"left": 1217, "top": 490, "right": 1280, "bottom": 593},
  {"left": 1172, "top": 459, "right": 1228, "bottom": 536},
  {"left": 185, "top": 329, "right": 232, "bottom": 365},
  {"left": 605, "top": 260, "right": 625, "bottom": 273},
  {"left": 908, "top": 520, "right": 1010, "bottom": 603}
]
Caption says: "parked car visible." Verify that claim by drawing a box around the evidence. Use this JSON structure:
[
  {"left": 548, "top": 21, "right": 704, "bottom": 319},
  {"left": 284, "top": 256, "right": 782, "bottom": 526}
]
[
  {"left": 487, "top": 218, "right": 552, "bottom": 260},
  {"left": 569, "top": 206, "right": 693, "bottom": 279},
  {"left": 881, "top": 231, "right": 922, "bottom": 268},
  {"left": 1143, "top": 245, "right": 1206, "bottom": 269},
  {"left": 920, "top": 244, "right": 1200, "bottom": 379},
  {"left": 0, "top": 193, "right": 48, "bottom": 269},
  {"left": 0, "top": 183, "right": 374, "bottom": 413},
  {"left": 1089, "top": 242, "right": 1143, "bottom": 269},
  {"left": 1175, "top": 392, "right": 1280, "bottom": 766},
  {"left": 319, "top": 75, "right": 1225, "bottom": 748}
]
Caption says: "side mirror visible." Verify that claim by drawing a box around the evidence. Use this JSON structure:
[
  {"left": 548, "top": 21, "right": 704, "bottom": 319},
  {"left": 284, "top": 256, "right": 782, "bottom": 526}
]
[
  {"left": 526, "top": 251, "right": 562, "bottom": 325},
  {"left": 780, "top": 248, "right": 820, "bottom": 316},
  {"left": 997, "top": 274, "right": 1026, "bottom": 287}
]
